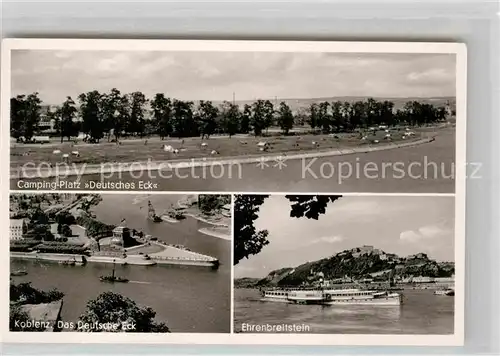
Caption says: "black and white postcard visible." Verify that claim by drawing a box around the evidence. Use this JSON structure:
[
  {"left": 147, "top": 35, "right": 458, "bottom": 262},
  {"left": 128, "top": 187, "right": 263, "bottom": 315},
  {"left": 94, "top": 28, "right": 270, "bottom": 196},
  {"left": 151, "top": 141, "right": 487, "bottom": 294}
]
[
  {"left": 1, "top": 39, "right": 466, "bottom": 346},
  {"left": 3, "top": 40, "right": 466, "bottom": 193}
]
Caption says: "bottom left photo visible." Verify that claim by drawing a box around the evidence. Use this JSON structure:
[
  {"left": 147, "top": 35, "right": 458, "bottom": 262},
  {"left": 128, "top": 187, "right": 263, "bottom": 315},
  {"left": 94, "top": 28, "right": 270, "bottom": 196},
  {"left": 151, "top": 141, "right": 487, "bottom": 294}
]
[{"left": 8, "top": 192, "right": 232, "bottom": 333}]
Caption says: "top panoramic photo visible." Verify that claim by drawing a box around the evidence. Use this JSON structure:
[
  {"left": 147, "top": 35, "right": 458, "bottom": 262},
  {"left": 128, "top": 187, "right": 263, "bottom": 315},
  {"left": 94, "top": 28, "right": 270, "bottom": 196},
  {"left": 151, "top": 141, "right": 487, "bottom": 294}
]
[{"left": 4, "top": 40, "right": 466, "bottom": 193}]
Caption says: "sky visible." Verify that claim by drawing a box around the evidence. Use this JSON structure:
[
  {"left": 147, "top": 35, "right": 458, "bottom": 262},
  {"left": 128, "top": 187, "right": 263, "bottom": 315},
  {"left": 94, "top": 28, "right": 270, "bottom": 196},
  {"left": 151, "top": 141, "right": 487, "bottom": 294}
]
[
  {"left": 11, "top": 50, "right": 456, "bottom": 105},
  {"left": 234, "top": 195, "right": 455, "bottom": 278}
]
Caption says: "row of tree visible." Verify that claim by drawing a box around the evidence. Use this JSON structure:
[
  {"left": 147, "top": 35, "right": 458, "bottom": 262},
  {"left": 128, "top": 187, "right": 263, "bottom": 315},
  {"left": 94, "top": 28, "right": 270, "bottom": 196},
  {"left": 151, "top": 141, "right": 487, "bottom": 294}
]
[
  {"left": 35, "top": 244, "right": 88, "bottom": 255},
  {"left": 11, "top": 90, "right": 453, "bottom": 142}
]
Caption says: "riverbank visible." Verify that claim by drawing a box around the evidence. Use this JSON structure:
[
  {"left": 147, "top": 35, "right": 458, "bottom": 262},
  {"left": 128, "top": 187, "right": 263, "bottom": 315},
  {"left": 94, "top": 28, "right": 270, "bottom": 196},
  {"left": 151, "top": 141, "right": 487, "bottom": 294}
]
[
  {"left": 10, "top": 243, "right": 219, "bottom": 268},
  {"left": 10, "top": 135, "right": 435, "bottom": 179},
  {"left": 184, "top": 213, "right": 229, "bottom": 228}
]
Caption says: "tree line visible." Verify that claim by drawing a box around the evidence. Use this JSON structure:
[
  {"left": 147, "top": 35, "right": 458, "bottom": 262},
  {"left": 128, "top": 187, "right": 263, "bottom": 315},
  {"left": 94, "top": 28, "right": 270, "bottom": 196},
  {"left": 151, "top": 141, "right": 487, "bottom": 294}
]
[{"left": 11, "top": 90, "right": 453, "bottom": 142}]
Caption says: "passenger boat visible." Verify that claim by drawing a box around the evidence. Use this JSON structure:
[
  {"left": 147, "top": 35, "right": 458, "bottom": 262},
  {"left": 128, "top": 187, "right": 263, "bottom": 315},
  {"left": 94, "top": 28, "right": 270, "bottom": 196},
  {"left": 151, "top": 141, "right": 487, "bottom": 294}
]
[
  {"left": 260, "top": 288, "right": 403, "bottom": 306},
  {"left": 322, "top": 288, "right": 402, "bottom": 305},
  {"left": 434, "top": 288, "right": 454, "bottom": 296}
]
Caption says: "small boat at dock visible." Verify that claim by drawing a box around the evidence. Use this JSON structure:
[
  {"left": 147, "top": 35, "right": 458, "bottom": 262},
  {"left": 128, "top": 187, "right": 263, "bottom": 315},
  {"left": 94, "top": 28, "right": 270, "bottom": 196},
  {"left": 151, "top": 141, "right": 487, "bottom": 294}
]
[{"left": 10, "top": 270, "right": 28, "bottom": 277}]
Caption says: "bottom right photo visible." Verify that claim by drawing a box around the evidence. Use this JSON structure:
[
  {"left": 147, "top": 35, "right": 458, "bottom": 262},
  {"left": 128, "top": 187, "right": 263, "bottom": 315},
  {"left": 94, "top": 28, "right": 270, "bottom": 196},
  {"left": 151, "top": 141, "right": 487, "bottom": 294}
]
[{"left": 233, "top": 194, "right": 456, "bottom": 335}]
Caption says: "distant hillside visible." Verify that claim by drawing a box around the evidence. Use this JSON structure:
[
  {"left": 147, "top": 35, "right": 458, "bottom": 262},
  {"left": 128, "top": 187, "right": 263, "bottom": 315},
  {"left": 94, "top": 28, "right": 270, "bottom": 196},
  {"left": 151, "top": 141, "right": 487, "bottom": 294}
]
[
  {"left": 235, "top": 246, "right": 455, "bottom": 288},
  {"left": 201, "top": 96, "right": 456, "bottom": 112},
  {"left": 256, "top": 267, "right": 295, "bottom": 286},
  {"left": 234, "top": 277, "right": 261, "bottom": 289},
  {"left": 43, "top": 96, "right": 455, "bottom": 114}
]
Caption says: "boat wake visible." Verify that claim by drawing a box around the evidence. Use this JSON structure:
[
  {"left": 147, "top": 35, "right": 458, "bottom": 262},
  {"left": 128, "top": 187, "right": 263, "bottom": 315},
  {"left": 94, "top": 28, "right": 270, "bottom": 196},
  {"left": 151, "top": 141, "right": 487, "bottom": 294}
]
[{"left": 128, "top": 280, "right": 152, "bottom": 284}]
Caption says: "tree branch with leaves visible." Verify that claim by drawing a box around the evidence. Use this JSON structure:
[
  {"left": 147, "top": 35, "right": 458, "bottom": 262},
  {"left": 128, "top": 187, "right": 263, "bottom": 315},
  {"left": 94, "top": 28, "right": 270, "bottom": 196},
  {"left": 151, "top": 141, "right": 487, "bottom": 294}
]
[{"left": 234, "top": 195, "right": 342, "bottom": 265}]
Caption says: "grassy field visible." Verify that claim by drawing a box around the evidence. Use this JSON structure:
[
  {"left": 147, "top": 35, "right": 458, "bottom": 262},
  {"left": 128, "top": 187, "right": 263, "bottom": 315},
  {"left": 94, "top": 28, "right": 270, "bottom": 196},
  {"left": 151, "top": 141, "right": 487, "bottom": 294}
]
[{"left": 10, "top": 126, "right": 444, "bottom": 167}]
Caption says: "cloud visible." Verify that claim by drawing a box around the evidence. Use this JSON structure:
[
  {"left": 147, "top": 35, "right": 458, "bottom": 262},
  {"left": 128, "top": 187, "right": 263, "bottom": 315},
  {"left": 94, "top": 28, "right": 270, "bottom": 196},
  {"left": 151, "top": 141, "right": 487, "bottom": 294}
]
[
  {"left": 399, "top": 224, "right": 451, "bottom": 243},
  {"left": 11, "top": 50, "right": 456, "bottom": 105},
  {"left": 418, "top": 225, "right": 446, "bottom": 237},
  {"left": 311, "top": 235, "right": 344, "bottom": 244},
  {"left": 408, "top": 68, "right": 449, "bottom": 81},
  {"left": 329, "top": 198, "right": 417, "bottom": 224},
  {"left": 407, "top": 68, "right": 453, "bottom": 87}
]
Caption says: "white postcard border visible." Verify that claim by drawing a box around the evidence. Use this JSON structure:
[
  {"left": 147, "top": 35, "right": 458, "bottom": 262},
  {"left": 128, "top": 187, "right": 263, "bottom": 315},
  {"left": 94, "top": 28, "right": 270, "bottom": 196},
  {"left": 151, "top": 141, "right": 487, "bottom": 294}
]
[{"left": 1, "top": 38, "right": 466, "bottom": 346}]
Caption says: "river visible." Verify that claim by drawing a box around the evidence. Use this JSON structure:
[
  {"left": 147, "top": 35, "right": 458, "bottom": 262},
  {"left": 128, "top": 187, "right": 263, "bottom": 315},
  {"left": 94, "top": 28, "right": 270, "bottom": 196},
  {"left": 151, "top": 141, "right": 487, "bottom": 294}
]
[
  {"left": 234, "top": 288, "right": 454, "bottom": 334},
  {"left": 10, "top": 194, "right": 231, "bottom": 333}
]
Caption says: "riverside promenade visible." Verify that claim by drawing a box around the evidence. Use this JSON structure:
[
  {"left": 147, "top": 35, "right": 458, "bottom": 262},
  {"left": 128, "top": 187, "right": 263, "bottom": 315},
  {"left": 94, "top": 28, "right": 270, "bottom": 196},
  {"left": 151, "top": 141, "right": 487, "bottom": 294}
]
[{"left": 10, "top": 240, "right": 219, "bottom": 268}]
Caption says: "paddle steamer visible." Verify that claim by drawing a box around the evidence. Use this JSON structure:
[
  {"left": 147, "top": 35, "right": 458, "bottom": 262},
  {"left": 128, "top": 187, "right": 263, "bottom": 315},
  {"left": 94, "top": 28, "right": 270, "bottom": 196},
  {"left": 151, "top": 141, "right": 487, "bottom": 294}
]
[{"left": 261, "top": 287, "right": 402, "bottom": 306}]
